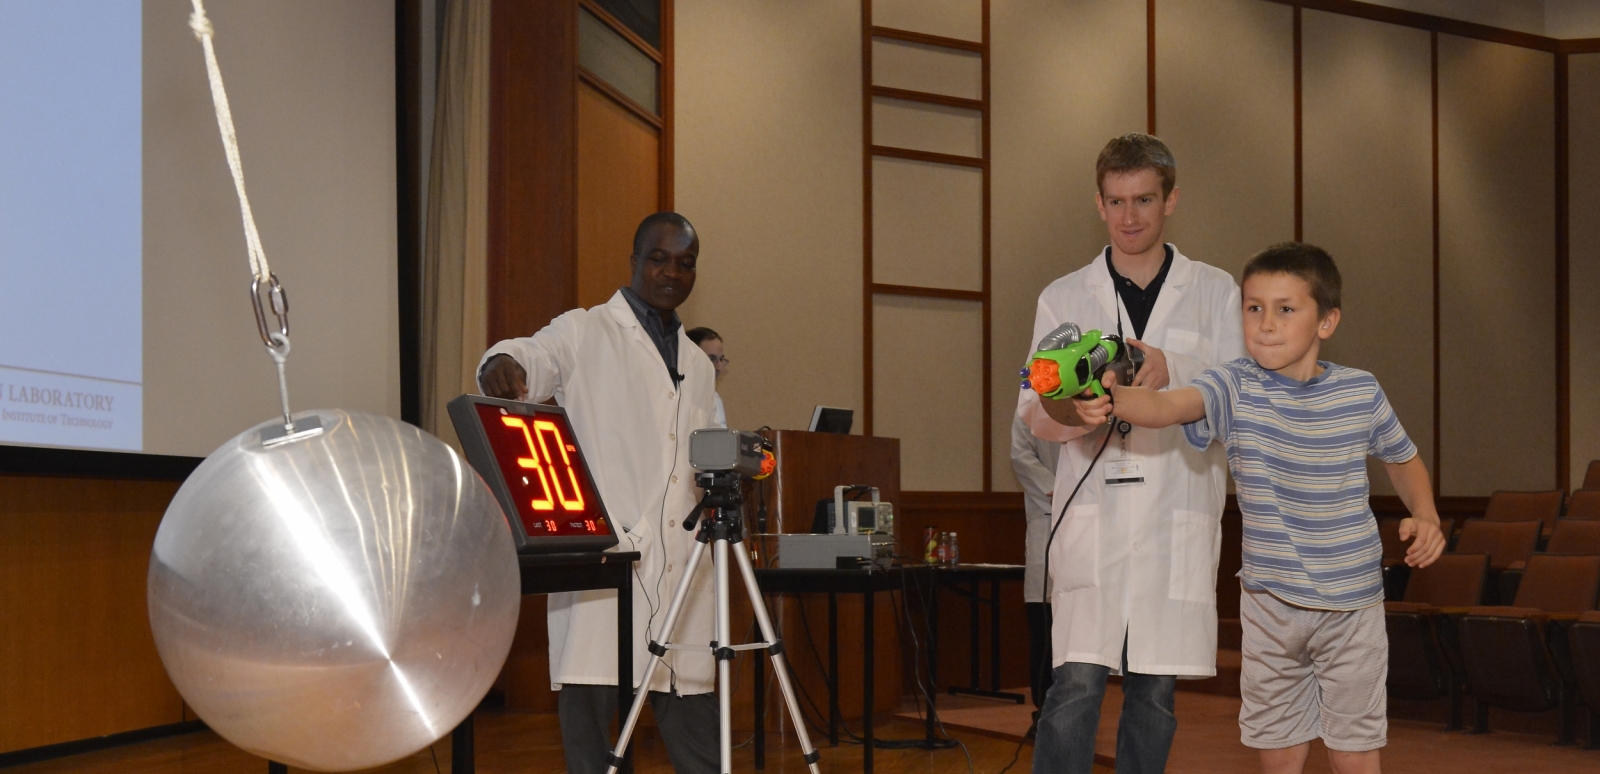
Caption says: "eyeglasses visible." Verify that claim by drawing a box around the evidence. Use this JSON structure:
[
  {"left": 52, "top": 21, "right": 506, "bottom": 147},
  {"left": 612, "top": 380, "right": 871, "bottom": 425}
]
[{"left": 707, "top": 354, "right": 729, "bottom": 366}]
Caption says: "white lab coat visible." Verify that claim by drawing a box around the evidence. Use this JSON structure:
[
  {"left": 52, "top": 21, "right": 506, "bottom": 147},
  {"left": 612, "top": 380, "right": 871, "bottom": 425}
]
[
  {"left": 480, "top": 290, "right": 718, "bottom": 694},
  {"left": 1010, "top": 413, "right": 1060, "bottom": 604},
  {"left": 1016, "top": 247, "right": 1244, "bottom": 678}
]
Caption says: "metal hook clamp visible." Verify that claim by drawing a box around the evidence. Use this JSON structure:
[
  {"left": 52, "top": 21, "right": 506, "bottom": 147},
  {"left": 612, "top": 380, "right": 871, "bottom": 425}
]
[{"left": 251, "top": 274, "right": 289, "bottom": 350}]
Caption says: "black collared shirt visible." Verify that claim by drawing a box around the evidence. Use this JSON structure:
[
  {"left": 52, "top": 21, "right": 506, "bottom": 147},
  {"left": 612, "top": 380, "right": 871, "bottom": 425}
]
[
  {"left": 1103, "top": 244, "right": 1174, "bottom": 340},
  {"left": 619, "top": 286, "right": 682, "bottom": 379}
]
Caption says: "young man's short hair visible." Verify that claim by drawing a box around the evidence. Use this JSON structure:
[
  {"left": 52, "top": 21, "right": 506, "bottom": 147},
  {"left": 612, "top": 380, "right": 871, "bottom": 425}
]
[
  {"left": 686, "top": 326, "right": 721, "bottom": 345},
  {"left": 1096, "top": 134, "right": 1177, "bottom": 196},
  {"left": 1243, "top": 242, "right": 1342, "bottom": 316}
]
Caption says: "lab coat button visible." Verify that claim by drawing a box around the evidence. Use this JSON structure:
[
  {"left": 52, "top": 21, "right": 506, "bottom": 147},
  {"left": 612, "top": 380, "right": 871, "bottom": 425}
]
[
  {"left": 670, "top": 433, "right": 677, "bottom": 441},
  {"left": 671, "top": 475, "right": 679, "bottom": 484},
  {"left": 668, "top": 519, "right": 676, "bottom": 528}
]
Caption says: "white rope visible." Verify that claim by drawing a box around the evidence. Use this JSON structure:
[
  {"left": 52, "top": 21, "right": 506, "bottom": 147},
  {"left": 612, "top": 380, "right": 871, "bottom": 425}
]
[{"left": 189, "top": 0, "right": 270, "bottom": 282}]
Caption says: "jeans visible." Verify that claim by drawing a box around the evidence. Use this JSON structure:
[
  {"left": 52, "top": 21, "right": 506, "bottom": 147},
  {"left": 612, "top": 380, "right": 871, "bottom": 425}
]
[
  {"left": 557, "top": 684, "right": 719, "bottom": 774},
  {"left": 1026, "top": 602, "right": 1054, "bottom": 709},
  {"left": 1032, "top": 639, "right": 1178, "bottom": 774}
]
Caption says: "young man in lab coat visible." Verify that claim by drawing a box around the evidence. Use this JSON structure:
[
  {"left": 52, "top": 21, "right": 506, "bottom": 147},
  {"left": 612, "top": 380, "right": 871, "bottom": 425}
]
[
  {"left": 479, "top": 212, "right": 719, "bottom": 774},
  {"left": 1019, "top": 134, "right": 1245, "bottom": 773}
]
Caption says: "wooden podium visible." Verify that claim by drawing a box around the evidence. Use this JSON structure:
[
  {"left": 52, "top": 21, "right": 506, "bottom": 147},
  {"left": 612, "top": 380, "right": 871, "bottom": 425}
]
[{"left": 758, "top": 430, "right": 900, "bottom": 534}]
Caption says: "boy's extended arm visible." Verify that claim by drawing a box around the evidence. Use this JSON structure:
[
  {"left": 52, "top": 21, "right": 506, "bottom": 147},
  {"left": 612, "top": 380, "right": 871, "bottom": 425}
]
[
  {"left": 1080, "top": 371, "right": 1206, "bottom": 429},
  {"left": 1385, "top": 455, "right": 1446, "bottom": 568}
]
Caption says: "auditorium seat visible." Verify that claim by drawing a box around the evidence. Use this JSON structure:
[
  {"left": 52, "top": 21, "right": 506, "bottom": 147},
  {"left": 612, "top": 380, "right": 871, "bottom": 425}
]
[
  {"left": 1569, "top": 610, "right": 1600, "bottom": 749},
  {"left": 1384, "top": 552, "right": 1488, "bottom": 729},
  {"left": 1545, "top": 518, "right": 1600, "bottom": 555},
  {"left": 1584, "top": 460, "right": 1600, "bottom": 490},
  {"left": 1566, "top": 488, "right": 1600, "bottom": 521},
  {"left": 1482, "top": 490, "right": 1565, "bottom": 535},
  {"left": 1456, "top": 553, "right": 1600, "bottom": 743},
  {"left": 1452, "top": 519, "right": 1542, "bottom": 604}
]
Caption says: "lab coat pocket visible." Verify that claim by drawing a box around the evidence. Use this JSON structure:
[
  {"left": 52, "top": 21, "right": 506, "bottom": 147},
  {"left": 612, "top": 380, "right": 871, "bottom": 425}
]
[
  {"left": 1167, "top": 509, "right": 1220, "bottom": 603},
  {"left": 1164, "top": 328, "right": 1207, "bottom": 359},
  {"left": 1047, "top": 503, "right": 1099, "bottom": 594}
]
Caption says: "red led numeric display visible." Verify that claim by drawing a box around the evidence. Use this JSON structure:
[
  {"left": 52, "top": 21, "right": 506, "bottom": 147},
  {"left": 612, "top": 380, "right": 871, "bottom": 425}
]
[{"left": 473, "top": 403, "right": 611, "bottom": 539}]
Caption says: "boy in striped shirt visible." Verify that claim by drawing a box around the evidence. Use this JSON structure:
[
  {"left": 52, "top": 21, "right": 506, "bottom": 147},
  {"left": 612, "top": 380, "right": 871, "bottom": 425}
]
[{"left": 1075, "top": 242, "right": 1446, "bottom": 774}]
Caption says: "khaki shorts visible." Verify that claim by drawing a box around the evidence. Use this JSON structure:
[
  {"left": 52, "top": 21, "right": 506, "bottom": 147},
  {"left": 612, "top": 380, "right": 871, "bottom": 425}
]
[{"left": 1238, "top": 588, "right": 1387, "bottom": 752}]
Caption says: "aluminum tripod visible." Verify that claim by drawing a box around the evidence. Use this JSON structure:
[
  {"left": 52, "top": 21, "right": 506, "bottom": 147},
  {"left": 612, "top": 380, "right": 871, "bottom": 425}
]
[{"left": 605, "top": 471, "right": 821, "bottom": 774}]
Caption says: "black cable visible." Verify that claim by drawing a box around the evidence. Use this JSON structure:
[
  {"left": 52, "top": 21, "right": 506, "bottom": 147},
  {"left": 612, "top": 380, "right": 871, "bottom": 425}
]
[
  {"left": 429, "top": 743, "right": 441, "bottom": 774},
  {"left": 995, "top": 720, "right": 1032, "bottom": 774}
]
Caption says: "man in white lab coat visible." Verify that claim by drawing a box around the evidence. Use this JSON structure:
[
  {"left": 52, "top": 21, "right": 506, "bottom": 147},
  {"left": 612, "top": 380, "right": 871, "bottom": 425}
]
[
  {"left": 1019, "top": 135, "right": 1244, "bottom": 773},
  {"left": 479, "top": 212, "right": 719, "bottom": 774}
]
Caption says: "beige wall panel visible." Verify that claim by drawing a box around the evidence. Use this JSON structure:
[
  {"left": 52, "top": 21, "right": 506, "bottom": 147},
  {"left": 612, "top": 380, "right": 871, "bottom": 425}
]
[
  {"left": 872, "top": 38, "right": 983, "bottom": 100},
  {"left": 1569, "top": 54, "right": 1600, "bottom": 488},
  {"left": 872, "top": 98, "right": 983, "bottom": 159},
  {"left": 144, "top": 0, "right": 399, "bottom": 456},
  {"left": 990, "top": 0, "right": 1146, "bottom": 491},
  {"left": 576, "top": 83, "right": 660, "bottom": 310},
  {"left": 872, "top": 0, "right": 981, "bottom": 43},
  {"left": 1300, "top": 11, "right": 1433, "bottom": 495},
  {"left": 872, "top": 159, "right": 983, "bottom": 291},
  {"left": 1438, "top": 35, "right": 1556, "bottom": 495},
  {"left": 873, "top": 296, "right": 985, "bottom": 491},
  {"left": 1155, "top": 0, "right": 1295, "bottom": 277},
  {"left": 675, "top": 0, "right": 862, "bottom": 432}
]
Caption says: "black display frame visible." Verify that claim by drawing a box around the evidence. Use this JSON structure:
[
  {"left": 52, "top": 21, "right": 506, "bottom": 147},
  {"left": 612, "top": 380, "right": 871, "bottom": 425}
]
[{"left": 447, "top": 393, "right": 618, "bottom": 554}]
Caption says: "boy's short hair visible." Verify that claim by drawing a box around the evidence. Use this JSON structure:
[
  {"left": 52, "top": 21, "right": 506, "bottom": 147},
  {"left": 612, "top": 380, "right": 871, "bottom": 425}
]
[
  {"left": 1243, "top": 242, "right": 1342, "bottom": 316},
  {"left": 1095, "top": 134, "right": 1177, "bottom": 196}
]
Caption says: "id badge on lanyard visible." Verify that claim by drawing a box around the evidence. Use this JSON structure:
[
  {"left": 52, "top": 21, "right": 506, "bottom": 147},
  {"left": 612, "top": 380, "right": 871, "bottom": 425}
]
[
  {"left": 1104, "top": 419, "right": 1144, "bottom": 486},
  {"left": 1104, "top": 302, "right": 1143, "bottom": 487}
]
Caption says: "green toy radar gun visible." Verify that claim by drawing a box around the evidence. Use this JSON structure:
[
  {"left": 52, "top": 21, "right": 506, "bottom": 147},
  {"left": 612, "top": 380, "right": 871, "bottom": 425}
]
[{"left": 1019, "top": 322, "right": 1143, "bottom": 399}]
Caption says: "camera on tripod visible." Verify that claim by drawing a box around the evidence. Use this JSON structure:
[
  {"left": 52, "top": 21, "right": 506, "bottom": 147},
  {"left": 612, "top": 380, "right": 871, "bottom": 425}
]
[{"left": 683, "top": 428, "right": 774, "bottom": 530}]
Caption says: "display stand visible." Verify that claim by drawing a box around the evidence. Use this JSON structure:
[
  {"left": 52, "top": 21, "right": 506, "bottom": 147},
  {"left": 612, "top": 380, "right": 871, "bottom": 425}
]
[
  {"left": 266, "top": 551, "right": 639, "bottom": 774},
  {"left": 933, "top": 564, "right": 1026, "bottom": 703}
]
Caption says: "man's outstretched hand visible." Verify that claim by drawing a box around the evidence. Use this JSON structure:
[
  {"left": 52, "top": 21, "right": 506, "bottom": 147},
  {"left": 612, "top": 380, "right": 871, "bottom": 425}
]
[{"left": 480, "top": 354, "right": 528, "bottom": 400}]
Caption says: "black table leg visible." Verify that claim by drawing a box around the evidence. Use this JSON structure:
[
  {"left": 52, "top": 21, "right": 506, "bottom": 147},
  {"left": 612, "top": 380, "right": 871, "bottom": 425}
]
[
  {"left": 618, "top": 572, "right": 634, "bottom": 774},
  {"left": 968, "top": 578, "right": 980, "bottom": 690},
  {"left": 990, "top": 579, "right": 1003, "bottom": 693},
  {"left": 267, "top": 762, "right": 287, "bottom": 774},
  {"left": 864, "top": 588, "right": 875, "bottom": 774},
  {"left": 754, "top": 629, "right": 766, "bottom": 770},
  {"left": 452, "top": 714, "right": 475, "bottom": 774},
  {"left": 828, "top": 592, "right": 839, "bottom": 747},
  {"left": 926, "top": 573, "right": 938, "bottom": 743}
]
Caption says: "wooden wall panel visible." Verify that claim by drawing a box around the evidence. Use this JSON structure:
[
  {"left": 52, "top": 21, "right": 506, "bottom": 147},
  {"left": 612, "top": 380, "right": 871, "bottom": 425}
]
[
  {"left": 989, "top": 0, "right": 1145, "bottom": 492},
  {"left": 870, "top": 38, "right": 982, "bottom": 100},
  {"left": 1437, "top": 35, "right": 1556, "bottom": 495},
  {"left": 576, "top": 82, "right": 661, "bottom": 310},
  {"left": 1569, "top": 52, "right": 1600, "bottom": 488},
  {"left": 489, "top": 0, "right": 577, "bottom": 344},
  {"left": 1155, "top": 0, "right": 1296, "bottom": 277},
  {"left": 870, "top": 98, "right": 983, "bottom": 159},
  {"left": 1301, "top": 11, "right": 1434, "bottom": 495},
  {"left": 872, "top": 297, "right": 985, "bottom": 492},
  {"left": 872, "top": 0, "right": 982, "bottom": 42},
  {"left": 0, "top": 476, "right": 184, "bottom": 753},
  {"left": 871, "top": 159, "right": 983, "bottom": 292}
]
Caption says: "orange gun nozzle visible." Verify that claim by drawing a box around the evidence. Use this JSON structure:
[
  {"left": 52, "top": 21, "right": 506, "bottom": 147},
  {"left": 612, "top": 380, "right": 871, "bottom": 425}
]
[{"left": 1029, "top": 359, "right": 1061, "bottom": 396}]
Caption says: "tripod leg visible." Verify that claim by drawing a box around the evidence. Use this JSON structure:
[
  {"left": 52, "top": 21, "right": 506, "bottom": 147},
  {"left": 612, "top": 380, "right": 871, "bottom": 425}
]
[
  {"left": 733, "top": 547, "right": 823, "bottom": 774},
  {"left": 715, "top": 538, "right": 734, "bottom": 774},
  {"left": 605, "top": 539, "right": 711, "bottom": 774}
]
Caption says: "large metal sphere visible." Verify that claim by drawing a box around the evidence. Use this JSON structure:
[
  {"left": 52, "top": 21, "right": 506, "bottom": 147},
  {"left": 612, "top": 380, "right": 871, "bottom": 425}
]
[{"left": 148, "top": 410, "right": 520, "bottom": 771}]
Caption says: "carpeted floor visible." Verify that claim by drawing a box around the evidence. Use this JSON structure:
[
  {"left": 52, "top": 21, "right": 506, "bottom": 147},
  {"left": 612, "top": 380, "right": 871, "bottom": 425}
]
[{"left": 897, "top": 686, "right": 1600, "bottom": 773}]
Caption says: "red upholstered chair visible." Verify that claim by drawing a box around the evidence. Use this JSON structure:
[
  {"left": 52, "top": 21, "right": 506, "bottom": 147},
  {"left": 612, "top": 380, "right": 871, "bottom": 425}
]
[
  {"left": 1384, "top": 553, "right": 1488, "bottom": 729},
  {"left": 1569, "top": 610, "right": 1600, "bottom": 749},
  {"left": 1452, "top": 519, "right": 1542, "bottom": 604},
  {"left": 1583, "top": 460, "right": 1600, "bottom": 490},
  {"left": 1546, "top": 519, "right": 1600, "bottom": 555},
  {"left": 1456, "top": 554, "right": 1600, "bottom": 743},
  {"left": 1482, "top": 490, "right": 1565, "bottom": 535},
  {"left": 1566, "top": 489, "right": 1600, "bottom": 521}
]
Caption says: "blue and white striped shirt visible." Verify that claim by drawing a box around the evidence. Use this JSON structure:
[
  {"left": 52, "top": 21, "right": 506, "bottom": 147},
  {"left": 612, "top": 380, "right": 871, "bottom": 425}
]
[{"left": 1183, "top": 359, "right": 1417, "bottom": 611}]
